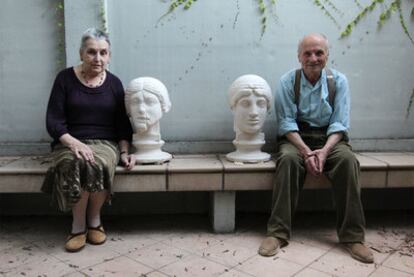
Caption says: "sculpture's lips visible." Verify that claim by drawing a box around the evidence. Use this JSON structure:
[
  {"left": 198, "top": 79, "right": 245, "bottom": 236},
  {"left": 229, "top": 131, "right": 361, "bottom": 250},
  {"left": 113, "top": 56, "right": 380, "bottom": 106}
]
[
  {"left": 248, "top": 120, "right": 260, "bottom": 124},
  {"left": 135, "top": 117, "right": 149, "bottom": 120}
]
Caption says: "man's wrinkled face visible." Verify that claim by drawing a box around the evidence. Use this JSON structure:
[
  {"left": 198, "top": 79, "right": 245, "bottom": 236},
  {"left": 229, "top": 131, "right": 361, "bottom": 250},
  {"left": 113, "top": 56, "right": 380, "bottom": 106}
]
[
  {"left": 298, "top": 36, "right": 328, "bottom": 78},
  {"left": 129, "top": 91, "right": 162, "bottom": 132}
]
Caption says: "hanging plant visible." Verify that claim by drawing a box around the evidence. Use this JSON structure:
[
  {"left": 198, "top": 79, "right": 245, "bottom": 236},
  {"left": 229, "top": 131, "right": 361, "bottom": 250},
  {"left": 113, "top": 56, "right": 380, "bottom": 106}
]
[
  {"left": 341, "top": 0, "right": 413, "bottom": 46},
  {"left": 158, "top": 0, "right": 198, "bottom": 22},
  {"left": 311, "top": 0, "right": 342, "bottom": 29},
  {"left": 55, "top": 0, "right": 65, "bottom": 71},
  {"left": 99, "top": 0, "right": 108, "bottom": 33},
  {"left": 407, "top": 89, "right": 414, "bottom": 119}
]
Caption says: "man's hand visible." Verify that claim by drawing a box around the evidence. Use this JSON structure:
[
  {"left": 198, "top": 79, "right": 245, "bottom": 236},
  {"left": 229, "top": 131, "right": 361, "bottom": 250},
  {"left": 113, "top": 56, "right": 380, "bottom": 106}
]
[
  {"left": 120, "top": 153, "right": 136, "bottom": 170},
  {"left": 308, "top": 148, "right": 329, "bottom": 174},
  {"left": 304, "top": 154, "right": 320, "bottom": 176}
]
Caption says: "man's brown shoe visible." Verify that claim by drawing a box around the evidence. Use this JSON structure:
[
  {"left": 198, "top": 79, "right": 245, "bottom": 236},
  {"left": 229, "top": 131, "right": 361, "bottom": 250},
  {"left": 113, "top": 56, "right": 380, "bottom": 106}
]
[
  {"left": 65, "top": 231, "right": 87, "bottom": 252},
  {"left": 87, "top": 225, "right": 106, "bottom": 245},
  {"left": 258, "top": 237, "right": 282, "bottom": 257},
  {"left": 344, "top": 243, "right": 374, "bottom": 263}
]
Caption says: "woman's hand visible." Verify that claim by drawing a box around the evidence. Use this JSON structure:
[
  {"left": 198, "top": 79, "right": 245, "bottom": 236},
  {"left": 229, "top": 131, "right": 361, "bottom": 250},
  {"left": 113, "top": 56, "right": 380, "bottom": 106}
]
[
  {"left": 120, "top": 152, "right": 136, "bottom": 170},
  {"left": 59, "top": 133, "right": 95, "bottom": 163}
]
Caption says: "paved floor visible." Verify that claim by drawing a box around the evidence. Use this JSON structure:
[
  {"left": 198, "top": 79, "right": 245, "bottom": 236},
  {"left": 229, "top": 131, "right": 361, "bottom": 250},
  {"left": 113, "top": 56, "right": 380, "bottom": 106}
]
[{"left": 0, "top": 212, "right": 413, "bottom": 277}]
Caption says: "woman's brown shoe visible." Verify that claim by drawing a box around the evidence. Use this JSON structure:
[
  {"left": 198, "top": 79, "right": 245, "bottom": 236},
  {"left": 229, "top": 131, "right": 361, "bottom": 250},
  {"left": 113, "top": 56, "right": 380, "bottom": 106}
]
[
  {"left": 87, "top": 225, "right": 106, "bottom": 245},
  {"left": 65, "top": 231, "right": 87, "bottom": 252}
]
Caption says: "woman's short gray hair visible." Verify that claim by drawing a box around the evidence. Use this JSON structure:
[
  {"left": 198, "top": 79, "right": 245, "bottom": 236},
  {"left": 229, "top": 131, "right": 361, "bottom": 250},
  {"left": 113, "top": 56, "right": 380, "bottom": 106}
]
[{"left": 80, "top": 28, "right": 110, "bottom": 52}]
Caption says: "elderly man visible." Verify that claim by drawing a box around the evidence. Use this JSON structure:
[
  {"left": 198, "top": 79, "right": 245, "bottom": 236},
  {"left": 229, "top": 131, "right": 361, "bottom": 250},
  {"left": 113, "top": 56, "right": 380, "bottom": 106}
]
[{"left": 258, "top": 33, "right": 373, "bottom": 263}]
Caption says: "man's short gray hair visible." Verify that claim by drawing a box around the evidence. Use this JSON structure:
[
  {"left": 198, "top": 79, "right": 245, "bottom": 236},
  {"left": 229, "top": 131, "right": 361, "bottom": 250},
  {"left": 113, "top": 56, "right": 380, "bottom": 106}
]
[
  {"left": 297, "top": 33, "right": 329, "bottom": 55},
  {"left": 80, "top": 28, "right": 110, "bottom": 52}
]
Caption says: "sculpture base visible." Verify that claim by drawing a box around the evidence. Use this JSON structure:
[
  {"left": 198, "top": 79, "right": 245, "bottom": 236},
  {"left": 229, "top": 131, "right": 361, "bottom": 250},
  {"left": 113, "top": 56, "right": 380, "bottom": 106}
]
[
  {"left": 226, "top": 151, "right": 271, "bottom": 163},
  {"left": 134, "top": 151, "right": 172, "bottom": 164},
  {"left": 226, "top": 139, "right": 271, "bottom": 163},
  {"left": 132, "top": 139, "right": 172, "bottom": 164}
]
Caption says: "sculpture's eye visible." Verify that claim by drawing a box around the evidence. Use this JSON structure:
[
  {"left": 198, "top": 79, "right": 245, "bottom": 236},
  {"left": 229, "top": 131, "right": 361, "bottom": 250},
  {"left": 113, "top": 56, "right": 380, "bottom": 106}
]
[
  {"left": 131, "top": 97, "right": 141, "bottom": 104},
  {"left": 257, "top": 99, "right": 267, "bottom": 108},
  {"left": 239, "top": 98, "right": 251, "bottom": 108},
  {"left": 145, "top": 94, "right": 159, "bottom": 106}
]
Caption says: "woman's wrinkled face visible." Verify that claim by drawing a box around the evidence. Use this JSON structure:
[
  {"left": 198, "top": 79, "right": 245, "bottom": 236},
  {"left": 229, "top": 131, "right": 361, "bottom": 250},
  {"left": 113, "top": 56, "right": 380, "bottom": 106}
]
[
  {"left": 129, "top": 91, "right": 162, "bottom": 132},
  {"left": 80, "top": 38, "right": 110, "bottom": 75},
  {"left": 234, "top": 91, "right": 268, "bottom": 134}
]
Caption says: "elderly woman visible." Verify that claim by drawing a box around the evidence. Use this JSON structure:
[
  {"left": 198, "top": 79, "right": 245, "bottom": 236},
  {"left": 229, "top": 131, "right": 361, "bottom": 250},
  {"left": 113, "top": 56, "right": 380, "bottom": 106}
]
[{"left": 42, "top": 28, "right": 135, "bottom": 252}]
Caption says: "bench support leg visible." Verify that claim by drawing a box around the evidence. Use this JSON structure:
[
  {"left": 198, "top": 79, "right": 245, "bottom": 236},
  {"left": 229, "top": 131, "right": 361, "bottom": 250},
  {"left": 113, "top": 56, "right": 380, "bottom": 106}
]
[{"left": 210, "top": 191, "right": 235, "bottom": 233}]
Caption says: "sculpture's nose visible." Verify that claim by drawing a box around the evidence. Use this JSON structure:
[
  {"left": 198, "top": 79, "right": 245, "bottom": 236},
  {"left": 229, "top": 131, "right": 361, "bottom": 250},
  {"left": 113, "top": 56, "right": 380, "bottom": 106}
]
[
  {"left": 250, "top": 103, "right": 259, "bottom": 117},
  {"left": 137, "top": 103, "right": 145, "bottom": 114}
]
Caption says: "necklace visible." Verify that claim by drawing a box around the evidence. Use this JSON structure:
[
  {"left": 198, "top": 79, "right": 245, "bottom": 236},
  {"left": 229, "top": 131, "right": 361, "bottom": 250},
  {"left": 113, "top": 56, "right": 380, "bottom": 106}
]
[{"left": 80, "top": 69, "right": 105, "bottom": 88}]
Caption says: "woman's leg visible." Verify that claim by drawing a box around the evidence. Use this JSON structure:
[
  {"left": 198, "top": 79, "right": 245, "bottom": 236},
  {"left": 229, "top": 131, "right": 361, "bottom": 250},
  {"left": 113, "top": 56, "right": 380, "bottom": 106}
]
[
  {"left": 87, "top": 190, "right": 108, "bottom": 228},
  {"left": 71, "top": 190, "right": 89, "bottom": 233}
]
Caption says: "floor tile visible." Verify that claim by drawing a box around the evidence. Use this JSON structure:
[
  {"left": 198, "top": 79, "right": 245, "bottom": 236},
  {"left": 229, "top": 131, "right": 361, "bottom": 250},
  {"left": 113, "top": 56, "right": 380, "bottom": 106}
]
[
  {"left": 145, "top": 271, "right": 170, "bottom": 277},
  {"left": 277, "top": 240, "right": 327, "bottom": 266},
  {"left": 292, "top": 228, "right": 338, "bottom": 251},
  {"left": 365, "top": 228, "right": 407, "bottom": 264},
  {"left": 218, "top": 269, "right": 254, "bottom": 277},
  {"left": 0, "top": 243, "right": 50, "bottom": 272},
  {"left": 49, "top": 245, "right": 121, "bottom": 270},
  {"left": 370, "top": 266, "right": 414, "bottom": 277},
  {"left": 198, "top": 240, "right": 257, "bottom": 267},
  {"left": 80, "top": 255, "right": 153, "bottom": 276},
  {"left": 3, "top": 255, "right": 76, "bottom": 277},
  {"left": 235, "top": 255, "right": 302, "bottom": 277},
  {"left": 0, "top": 212, "right": 412, "bottom": 277},
  {"left": 383, "top": 252, "right": 414, "bottom": 275},
  {"left": 61, "top": 271, "right": 86, "bottom": 277},
  {"left": 163, "top": 233, "right": 222, "bottom": 253},
  {"left": 224, "top": 231, "right": 265, "bottom": 250},
  {"left": 294, "top": 267, "right": 333, "bottom": 277},
  {"left": 104, "top": 231, "right": 158, "bottom": 254},
  {"left": 0, "top": 233, "right": 27, "bottom": 251},
  {"left": 159, "top": 254, "right": 229, "bottom": 277},
  {"left": 126, "top": 242, "right": 191, "bottom": 269},
  {"left": 309, "top": 246, "right": 377, "bottom": 276}
]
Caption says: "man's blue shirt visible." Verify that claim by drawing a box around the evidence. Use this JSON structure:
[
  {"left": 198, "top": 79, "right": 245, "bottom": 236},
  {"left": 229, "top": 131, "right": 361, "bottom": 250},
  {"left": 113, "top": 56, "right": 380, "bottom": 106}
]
[{"left": 275, "top": 68, "right": 350, "bottom": 137}]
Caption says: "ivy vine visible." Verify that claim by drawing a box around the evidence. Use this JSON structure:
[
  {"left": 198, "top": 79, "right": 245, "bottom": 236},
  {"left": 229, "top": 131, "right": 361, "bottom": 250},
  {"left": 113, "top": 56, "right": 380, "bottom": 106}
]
[
  {"left": 340, "top": 0, "right": 414, "bottom": 46},
  {"left": 158, "top": 0, "right": 198, "bottom": 22},
  {"left": 55, "top": 0, "right": 65, "bottom": 71},
  {"left": 159, "top": 0, "right": 413, "bottom": 44},
  {"left": 407, "top": 89, "right": 414, "bottom": 119},
  {"left": 99, "top": 0, "right": 108, "bottom": 33},
  {"left": 312, "top": 0, "right": 342, "bottom": 29}
]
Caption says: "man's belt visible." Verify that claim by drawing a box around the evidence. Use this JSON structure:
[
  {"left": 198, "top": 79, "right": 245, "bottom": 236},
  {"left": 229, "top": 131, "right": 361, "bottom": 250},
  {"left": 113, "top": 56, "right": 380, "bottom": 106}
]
[{"left": 297, "top": 121, "right": 328, "bottom": 133}]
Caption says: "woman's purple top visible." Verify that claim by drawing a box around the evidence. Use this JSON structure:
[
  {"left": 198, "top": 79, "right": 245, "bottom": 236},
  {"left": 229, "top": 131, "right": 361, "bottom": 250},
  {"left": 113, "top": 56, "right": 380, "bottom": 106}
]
[{"left": 46, "top": 67, "right": 132, "bottom": 147}]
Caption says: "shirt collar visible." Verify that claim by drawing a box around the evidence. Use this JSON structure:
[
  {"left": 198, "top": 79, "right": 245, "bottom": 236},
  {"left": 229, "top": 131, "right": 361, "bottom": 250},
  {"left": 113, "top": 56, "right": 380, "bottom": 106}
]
[{"left": 301, "top": 69, "right": 326, "bottom": 90}]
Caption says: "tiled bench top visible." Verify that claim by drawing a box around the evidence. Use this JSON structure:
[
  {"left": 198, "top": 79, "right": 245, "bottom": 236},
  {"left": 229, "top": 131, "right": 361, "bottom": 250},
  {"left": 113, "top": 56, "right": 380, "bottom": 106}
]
[{"left": 0, "top": 153, "right": 413, "bottom": 193}]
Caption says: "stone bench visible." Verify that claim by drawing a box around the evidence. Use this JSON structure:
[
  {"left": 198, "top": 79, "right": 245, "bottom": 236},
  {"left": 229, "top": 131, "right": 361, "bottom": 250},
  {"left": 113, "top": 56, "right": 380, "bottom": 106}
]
[{"left": 0, "top": 152, "right": 413, "bottom": 232}]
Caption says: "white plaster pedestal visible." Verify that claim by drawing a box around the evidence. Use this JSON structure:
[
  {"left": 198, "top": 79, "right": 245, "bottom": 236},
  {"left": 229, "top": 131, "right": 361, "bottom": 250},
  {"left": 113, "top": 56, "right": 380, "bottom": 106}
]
[
  {"left": 132, "top": 139, "right": 172, "bottom": 164},
  {"left": 226, "top": 138, "right": 271, "bottom": 163}
]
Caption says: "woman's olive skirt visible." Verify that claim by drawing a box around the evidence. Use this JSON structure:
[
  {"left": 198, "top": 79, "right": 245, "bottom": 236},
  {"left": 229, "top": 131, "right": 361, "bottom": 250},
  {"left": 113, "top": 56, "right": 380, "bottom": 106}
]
[{"left": 41, "top": 140, "right": 119, "bottom": 212}]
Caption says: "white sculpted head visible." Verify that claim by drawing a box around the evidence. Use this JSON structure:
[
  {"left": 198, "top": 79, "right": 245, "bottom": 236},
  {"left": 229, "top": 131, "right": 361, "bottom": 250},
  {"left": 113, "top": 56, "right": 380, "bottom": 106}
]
[
  {"left": 125, "top": 77, "right": 171, "bottom": 133},
  {"left": 228, "top": 75, "right": 272, "bottom": 135}
]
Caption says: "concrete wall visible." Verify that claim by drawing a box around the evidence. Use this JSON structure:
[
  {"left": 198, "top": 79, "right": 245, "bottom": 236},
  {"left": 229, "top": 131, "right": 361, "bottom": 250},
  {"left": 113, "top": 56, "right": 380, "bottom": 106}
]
[
  {"left": 0, "top": 0, "right": 413, "bottom": 154},
  {"left": 0, "top": 0, "right": 60, "bottom": 143}
]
